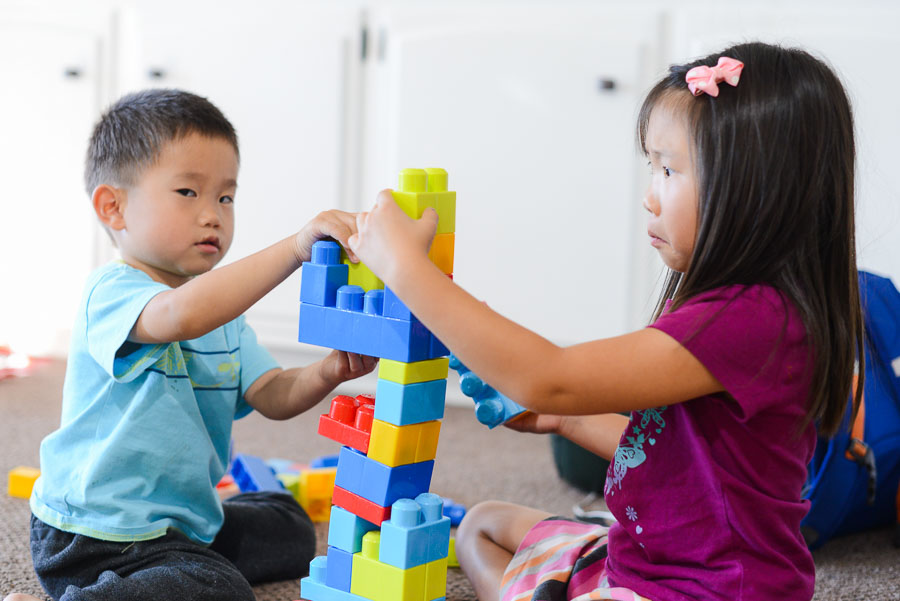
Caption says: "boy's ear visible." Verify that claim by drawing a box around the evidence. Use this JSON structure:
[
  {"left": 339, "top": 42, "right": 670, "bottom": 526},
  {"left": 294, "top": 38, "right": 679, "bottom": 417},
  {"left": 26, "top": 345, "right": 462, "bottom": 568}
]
[{"left": 92, "top": 184, "right": 126, "bottom": 230}]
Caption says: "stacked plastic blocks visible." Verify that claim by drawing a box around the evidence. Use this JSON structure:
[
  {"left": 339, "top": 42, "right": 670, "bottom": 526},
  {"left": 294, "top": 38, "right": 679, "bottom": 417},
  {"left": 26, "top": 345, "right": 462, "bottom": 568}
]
[{"left": 300, "top": 169, "right": 455, "bottom": 601}]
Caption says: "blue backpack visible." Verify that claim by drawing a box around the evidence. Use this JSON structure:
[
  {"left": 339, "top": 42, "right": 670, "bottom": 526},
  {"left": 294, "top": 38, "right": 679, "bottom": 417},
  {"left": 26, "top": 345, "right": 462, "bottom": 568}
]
[{"left": 801, "top": 271, "right": 900, "bottom": 549}]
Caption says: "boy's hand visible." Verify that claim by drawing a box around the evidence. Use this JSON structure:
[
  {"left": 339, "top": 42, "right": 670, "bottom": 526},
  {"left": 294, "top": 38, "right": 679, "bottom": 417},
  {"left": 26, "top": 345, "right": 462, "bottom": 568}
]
[
  {"left": 293, "top": 209, "right": 360, "bottom": 265},
  {"left": 318, "top": 349, "right": 378, "bottom": 387},
  {"left": 347, "top": 190, "right": 439, "bottom": 283}
]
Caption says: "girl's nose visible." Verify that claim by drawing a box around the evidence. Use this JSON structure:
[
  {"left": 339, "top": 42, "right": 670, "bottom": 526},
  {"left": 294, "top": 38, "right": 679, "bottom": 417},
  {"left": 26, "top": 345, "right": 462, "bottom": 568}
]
[{"left": 643, "top": 187, "right": 660, "bottom": 216}]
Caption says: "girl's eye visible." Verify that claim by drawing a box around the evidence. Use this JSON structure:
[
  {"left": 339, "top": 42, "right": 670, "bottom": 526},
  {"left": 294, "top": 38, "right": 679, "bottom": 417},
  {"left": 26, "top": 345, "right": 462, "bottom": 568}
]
[
  {"left": 176, "top": 189, "right": 197, "bottom": 197},
  {"left": 662, "top": 166, "right": 671, "bottom": 178},
  {"left": 219, "top": 195, "right": 234, "bottom": 204}
]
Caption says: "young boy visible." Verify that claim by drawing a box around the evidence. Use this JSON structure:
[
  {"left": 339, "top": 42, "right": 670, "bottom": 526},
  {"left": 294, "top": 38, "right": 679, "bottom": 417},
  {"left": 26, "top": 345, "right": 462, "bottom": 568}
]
[{"left": 5, "top": 89, "right": 376, "bottom": 601}]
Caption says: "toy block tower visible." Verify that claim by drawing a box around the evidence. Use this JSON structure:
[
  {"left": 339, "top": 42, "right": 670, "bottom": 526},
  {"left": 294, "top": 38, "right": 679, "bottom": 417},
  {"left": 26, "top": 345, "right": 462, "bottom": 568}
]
[{"left": 299, "top": 169, "right": 455, "bottom": 601}]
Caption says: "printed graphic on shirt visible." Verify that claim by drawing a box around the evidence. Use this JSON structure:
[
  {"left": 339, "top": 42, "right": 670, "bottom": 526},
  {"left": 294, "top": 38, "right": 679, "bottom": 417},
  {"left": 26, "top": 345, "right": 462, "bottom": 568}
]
[{"left": 605, "top": 406, "right": 667, "bottom": 497}]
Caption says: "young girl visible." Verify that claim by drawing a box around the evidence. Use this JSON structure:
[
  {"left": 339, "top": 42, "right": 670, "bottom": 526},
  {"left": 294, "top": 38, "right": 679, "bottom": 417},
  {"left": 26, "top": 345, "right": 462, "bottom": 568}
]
[{"left": 348, "top": 41, "right": 864, "bottom": 601}]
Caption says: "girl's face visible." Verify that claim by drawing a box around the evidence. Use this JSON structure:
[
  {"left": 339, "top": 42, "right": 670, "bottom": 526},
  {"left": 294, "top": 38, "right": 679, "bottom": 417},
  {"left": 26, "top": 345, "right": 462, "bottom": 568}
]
[{"left": 642, "top": 102, "right": 699, "bottom": 273}]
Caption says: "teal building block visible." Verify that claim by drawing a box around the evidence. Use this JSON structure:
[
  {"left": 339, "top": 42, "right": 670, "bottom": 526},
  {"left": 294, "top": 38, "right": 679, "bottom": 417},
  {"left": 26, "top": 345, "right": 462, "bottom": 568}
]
[
  {"left": 380, "top": 493, "right": 451, "bottom": 569},
  {"left": 374, "top": 379, "right": 447, "bottom": 426},
  {"left": 300, "top": 556, "right": 369, "bottom": 601},
  {"left": 448, "top": 354, "right": 528, "bottom": 428},
  {"left": 328, "top": 505, "right": 378, "bottom": 553}
]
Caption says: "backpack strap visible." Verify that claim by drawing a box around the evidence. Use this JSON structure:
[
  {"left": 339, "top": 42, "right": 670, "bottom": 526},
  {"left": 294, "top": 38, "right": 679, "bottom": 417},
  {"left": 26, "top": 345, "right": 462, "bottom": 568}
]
[{"left": 844, "top": 374, "right": 877, "bottom": 505}]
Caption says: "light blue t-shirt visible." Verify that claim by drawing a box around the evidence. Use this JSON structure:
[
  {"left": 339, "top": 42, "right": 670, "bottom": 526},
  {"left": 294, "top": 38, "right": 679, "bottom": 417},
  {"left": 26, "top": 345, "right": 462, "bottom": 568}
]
[{"left": 31, "top": 261, "right": 279, "bottom": 544}]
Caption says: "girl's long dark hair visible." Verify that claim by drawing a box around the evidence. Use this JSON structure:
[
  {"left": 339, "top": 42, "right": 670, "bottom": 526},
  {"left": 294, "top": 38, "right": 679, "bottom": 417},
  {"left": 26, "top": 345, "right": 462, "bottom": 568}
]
[{"left": 638, "top": 42, "right": 863, "bottom": 437}]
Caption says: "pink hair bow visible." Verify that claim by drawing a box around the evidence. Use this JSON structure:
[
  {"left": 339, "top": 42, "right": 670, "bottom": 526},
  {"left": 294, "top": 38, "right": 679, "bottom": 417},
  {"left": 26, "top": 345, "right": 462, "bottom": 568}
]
[{"left": 685, "top": 57, "right": 744, "bottom": 97}]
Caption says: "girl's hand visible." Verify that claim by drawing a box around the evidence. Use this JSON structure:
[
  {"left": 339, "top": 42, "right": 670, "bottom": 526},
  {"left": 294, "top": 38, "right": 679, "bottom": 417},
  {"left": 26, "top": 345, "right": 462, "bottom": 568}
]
[
  {"left": 293, "top": 209, "right": 360, "bottom": 266},
  {"left": 318, "top": 350, "right": 378, "bottom": 387},
  {"left": 348, "top": 190, "right": 439, "bottom": 283},
  {"left": 503, "top": 412, "right": 564, "bottom": 436}
]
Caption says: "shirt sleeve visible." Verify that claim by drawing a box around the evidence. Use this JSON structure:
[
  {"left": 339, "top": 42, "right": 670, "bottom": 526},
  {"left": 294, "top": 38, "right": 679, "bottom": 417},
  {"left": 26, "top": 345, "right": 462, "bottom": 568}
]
[
  {"left": 85, "top": 265, "right": 171, "bottom": 383},
  {"left": 235, "top": 315, "right": 280, "bottom": 419},
  {"left": 649, "top": 286, "right": 809, "bottom": 420}
]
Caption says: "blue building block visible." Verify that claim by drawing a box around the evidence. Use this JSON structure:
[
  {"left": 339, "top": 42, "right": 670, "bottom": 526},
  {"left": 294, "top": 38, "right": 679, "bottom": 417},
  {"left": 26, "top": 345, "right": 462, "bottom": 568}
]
[
  {"left": 447, "top": 355, "right": 528, "bottom": 428},
  {"left": 374, "top": 379, "right": 447, "bottom": 426},
  {"left": 230, "top": 453, "right": 285, "bottom": 493},
  {"left": 311, "top": 453, "right": 340, "bottom": 468},
  {"left": 326, "top": 546, "right": 354, "bottom": 592},
  {"left": 334, "top": 446, "right": 434, "bottom": 508},
  {"left": 328, "top": 505, "right": 379, "bottom": 553},
  {"left": 383, "top": 287, "right": 415, "bottom": 320},
  {"left": 441, "top": 498, "right": 467, "bottom": 527},
  {"left": 380, "top": 493, "right": 451, "bottom": 569},
  {"left": 300, "top": 247, "right": 349, "bottom": 307},
  {"left": 300, "top": 556, "right": 370, "bottom": 601}
]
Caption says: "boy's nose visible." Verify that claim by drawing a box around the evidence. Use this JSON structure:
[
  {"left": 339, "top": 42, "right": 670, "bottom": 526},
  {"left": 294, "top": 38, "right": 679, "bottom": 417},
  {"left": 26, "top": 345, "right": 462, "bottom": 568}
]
[{"left": 199, "top": 203, "right": 222, "bottom": 227}]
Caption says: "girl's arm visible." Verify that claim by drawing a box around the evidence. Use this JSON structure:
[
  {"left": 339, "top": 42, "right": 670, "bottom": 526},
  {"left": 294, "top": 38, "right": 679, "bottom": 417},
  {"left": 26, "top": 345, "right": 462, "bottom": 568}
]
[
  {"left": 243, "top": 350, "right": 378, "bottom": 420},
  {"left": 349, "top": 192, "right": 723, "bottom": 416},
  {"left": 131, "top": 211, "right": 358, "bottom": 343},
  {"left": 506, "top": 413, "right": 630, "bottom": 461}
]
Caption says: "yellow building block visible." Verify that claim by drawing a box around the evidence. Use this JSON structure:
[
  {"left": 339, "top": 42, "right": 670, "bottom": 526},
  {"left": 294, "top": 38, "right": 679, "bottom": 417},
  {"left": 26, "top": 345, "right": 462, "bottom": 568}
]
[
  {"left": 425, "top": 557, "right": 448, "bottom": 600},
  {"left": 427, "top": 232, "right": 455, "bottom": 275},
  {"left": 341, "top": 249, "right": 384, "bottom": 292},
  {"left": 368, "top": 419, "right": 441, "bottom": 467},
  {"left": 277, "top": 473, "right": 300, "bottom": 500},
  {"left": 351, "top": 531, "right": 426, "bottom": 601},
  {"left": 297, "top": 467, "right": 337, "bottom": 522},
  {"left": 379, "top": 357, "right": 449, "bottom": 385},
  {"left": 448, "top": 537, "right": 459, "bottom": 568},
  {"left": 8, "top": 466, "right": 39, "bottom": 499},
  {"left": 393, "top": 168, "right": 456, "bottom": 235}
]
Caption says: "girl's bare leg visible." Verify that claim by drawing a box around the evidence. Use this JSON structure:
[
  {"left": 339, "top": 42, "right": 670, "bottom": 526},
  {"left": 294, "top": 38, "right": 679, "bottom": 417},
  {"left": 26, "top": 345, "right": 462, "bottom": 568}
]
[
  {"left": 3, "top": 594, "right": 43, "bottom": 601},
  {"left": 455, "top": 501, "right": 552, "bottom": 601}
]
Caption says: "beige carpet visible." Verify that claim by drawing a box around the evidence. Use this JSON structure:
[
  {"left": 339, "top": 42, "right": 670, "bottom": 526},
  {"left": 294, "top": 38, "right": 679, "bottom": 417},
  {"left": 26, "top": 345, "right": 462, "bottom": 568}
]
[{"left": 2, "top": 361, "right": 898, "bottom": 600}]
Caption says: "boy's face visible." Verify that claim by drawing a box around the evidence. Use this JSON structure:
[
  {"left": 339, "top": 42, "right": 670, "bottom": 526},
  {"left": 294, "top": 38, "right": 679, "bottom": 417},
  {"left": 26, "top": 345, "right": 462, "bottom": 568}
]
[{"left": 115, "top": 133, "right": 238, "bottom": 287}]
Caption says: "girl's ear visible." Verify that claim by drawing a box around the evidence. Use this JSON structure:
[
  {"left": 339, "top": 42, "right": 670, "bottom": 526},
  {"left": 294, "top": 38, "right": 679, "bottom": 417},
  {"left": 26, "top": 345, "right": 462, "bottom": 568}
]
[{"left": 92, "top": 184, "right": 126, "bottom": 230}]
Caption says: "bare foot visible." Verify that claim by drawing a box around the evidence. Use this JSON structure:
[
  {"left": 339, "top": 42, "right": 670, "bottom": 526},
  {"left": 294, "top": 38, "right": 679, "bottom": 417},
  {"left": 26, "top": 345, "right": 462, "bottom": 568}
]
[{"left": 4, "top": 594, "right": 44, "bottom": 601}]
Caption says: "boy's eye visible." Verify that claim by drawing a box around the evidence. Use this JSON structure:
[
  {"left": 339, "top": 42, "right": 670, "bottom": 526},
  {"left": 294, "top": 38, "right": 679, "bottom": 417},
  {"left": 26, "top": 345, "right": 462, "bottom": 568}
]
[
  {"left": 219, "top": 195, "right": 234, "bottom": 204},
  {"left": 176, "top": 189, "right": 197, "bottom": 197}
]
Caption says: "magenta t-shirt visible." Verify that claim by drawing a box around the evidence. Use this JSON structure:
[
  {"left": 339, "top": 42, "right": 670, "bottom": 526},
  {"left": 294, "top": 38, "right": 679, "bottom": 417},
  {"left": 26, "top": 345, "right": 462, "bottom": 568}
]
[{"left": 604, "top": 285, "right": 816, "bottom": 601}]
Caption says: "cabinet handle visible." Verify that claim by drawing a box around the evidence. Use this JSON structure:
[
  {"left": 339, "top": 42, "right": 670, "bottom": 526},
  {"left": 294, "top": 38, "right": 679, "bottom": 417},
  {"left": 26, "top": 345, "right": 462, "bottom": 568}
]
[
  {"left": 598, "top": 78, "right": 617, "bottom": 92},
  {"left": 148, "top": 68, "right": 166, "bottom": 79},
  {"left": 63, "top": 67, "right": 82, "bottom": 79}
]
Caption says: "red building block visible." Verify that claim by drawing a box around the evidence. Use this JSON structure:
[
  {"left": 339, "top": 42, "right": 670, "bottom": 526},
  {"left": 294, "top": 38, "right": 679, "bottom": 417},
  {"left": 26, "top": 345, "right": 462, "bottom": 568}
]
[
  {"left": 318, "top": 395, "right": 375, "bottom": 453},
  {"left": 332, "top": 485, "right": 391, "bottom": 526}
]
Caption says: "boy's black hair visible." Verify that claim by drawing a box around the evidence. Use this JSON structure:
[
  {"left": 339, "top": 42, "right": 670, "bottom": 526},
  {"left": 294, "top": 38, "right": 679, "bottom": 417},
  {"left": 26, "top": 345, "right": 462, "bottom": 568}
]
[
  {"left": 84, "top": 88, "right": 239, "bottom": 196},
  {"left": 638, "top": 41, "right": 863, "bottom": 438}
]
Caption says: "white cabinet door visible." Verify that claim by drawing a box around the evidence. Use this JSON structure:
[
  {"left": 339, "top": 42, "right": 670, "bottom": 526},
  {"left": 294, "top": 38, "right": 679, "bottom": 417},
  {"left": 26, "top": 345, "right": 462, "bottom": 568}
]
[
  {"left": 670, "top": 6, "right": 900, "bottom": 284},
  {"left": 363, "top": 6, "right": 664, "bottom": 346},
  {"left": 118, "top": 0, "right": 362, "bottom": 351},
  {"left": 0, "top": 19, "right": 105, "bottom": 356}
]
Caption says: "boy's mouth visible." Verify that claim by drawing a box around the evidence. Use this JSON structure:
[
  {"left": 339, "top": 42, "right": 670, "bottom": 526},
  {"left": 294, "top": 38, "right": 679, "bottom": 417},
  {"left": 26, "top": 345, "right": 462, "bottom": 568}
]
[{"left": 195, "top": 236, "right": 221, "bottom": 252}]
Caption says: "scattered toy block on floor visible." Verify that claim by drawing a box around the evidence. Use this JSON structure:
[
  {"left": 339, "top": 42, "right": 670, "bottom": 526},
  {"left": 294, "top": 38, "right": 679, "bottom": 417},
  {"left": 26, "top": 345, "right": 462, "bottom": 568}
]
[
  {"left": 7, "top": 466, "right": 39, "bottom": 499},
  {"left": 230, "top": 454, "right": 285, "bottom": 493}
]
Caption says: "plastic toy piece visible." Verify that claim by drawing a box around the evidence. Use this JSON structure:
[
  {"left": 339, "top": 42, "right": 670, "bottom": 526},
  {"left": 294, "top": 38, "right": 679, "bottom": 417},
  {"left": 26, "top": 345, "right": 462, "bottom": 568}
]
[
  {"left": 332, "top": 485, "right": 391, "bottom": 526},
  {"left": 341, "top": 248, "right": 384, "bottom": 292},
  {"left": 7, "top": 466, "right": 40, "bottom": 499},
  {"left": 298, "top": 467, "right": 338, "bottom": 522},
  {"left": 447, "top": 537, "right": 459, "bottom": 568},
  {"left": 318, "top": 394, "right": 375, "bottom": 453},
  {"left": 334, "top": 446, "right": 434, "bottom": 508},
  {"left": 368, "top": 419, "right": 441, "bottom": 467},
  {"left": 328, "top": 505, "right": 379, "bottom": 553},
  {"left": 379, "top": 358, "right": 450, "bottom": 386},
  {"left": 374, "top": 378, "right": 447, "bottom": 426},
  {"left": 311, "top": 453, "right": 340, "bottom": 468},
  {"left": 427, "top": 233, "right": 455, "bottom": 275},
  {"left": 300, "top": 556, "right": 369, "bottom": 601},
  {"left": 448, "top": 354, "right": 528, "bottom": 428},
  {"left": 379, "top": 493, "right": 451, "bottom": 569},
  {"left": 351, "top": 530, "right": 426, "bottom": 601},
  {"left": 230, "top": 454, "right": 285, "bottom": 493},
  {"left": 392, "top": 168, "right": 456, "bottom": 235},
  {"left": 440, "top": 498, "right": 467, "bottom": 527},
  {"left": 326, "top": 546, "right": 354, "bottom": 592},
  {"left": 301, "top": 241, "right": 350, "bottom": 306}
]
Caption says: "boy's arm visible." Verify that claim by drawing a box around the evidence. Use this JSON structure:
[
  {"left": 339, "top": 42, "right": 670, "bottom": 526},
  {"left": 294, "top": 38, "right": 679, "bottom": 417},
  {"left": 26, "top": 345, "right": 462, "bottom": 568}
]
[
  {"left": 130, "top": 211, "right": 357, "bottom": 343},
  {"left": 243, "top": 350, "right": 378, "bottom": 420}
]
